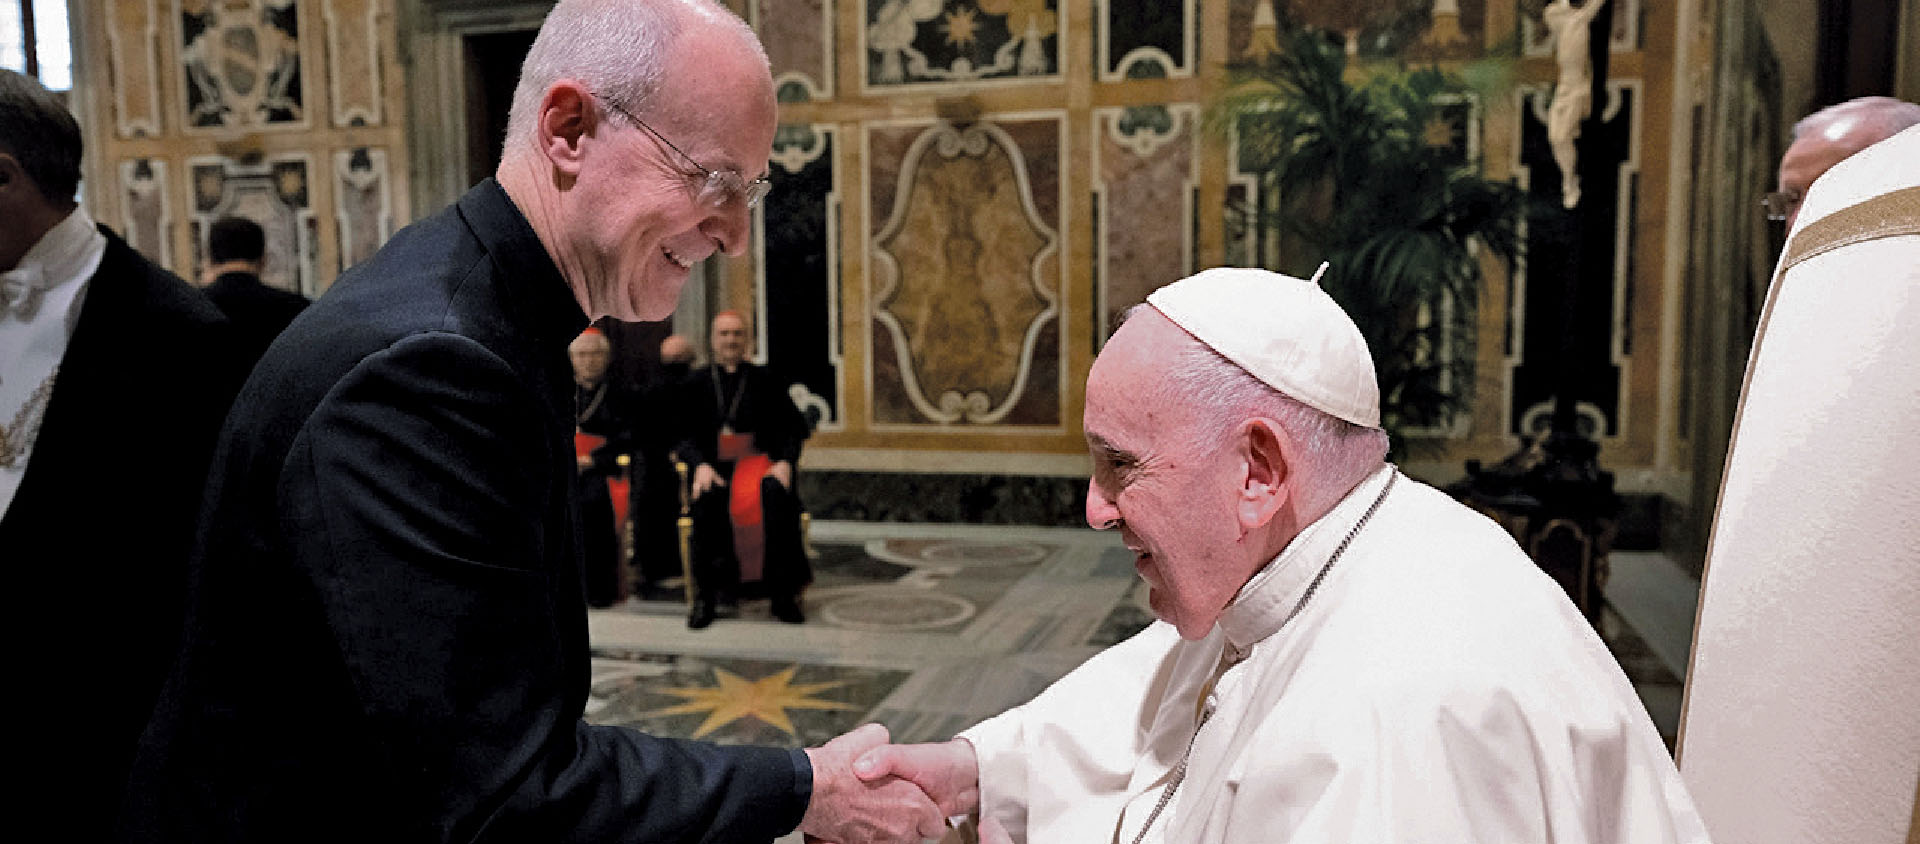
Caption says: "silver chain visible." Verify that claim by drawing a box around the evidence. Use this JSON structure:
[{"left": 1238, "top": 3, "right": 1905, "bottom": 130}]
[{"left": 1124, "top": 469, "right": 1398, "bottom": 844}]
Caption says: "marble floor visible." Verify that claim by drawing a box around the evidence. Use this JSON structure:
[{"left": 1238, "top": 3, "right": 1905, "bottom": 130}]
[{"left": 586, "top": 522, "right": 1697, "bottom": 789}]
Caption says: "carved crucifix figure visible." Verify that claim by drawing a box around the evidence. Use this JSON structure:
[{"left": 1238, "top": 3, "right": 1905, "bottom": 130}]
[{"left": 1543, "top": 0, "right": 1606, "bottom": 209}]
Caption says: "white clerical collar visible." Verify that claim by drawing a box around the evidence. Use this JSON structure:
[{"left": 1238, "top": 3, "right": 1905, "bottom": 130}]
[
  {"left": 13, "top": 205, "right": 103, "bottom": 292},
  {"left": 1217, "top": 464, "right": 1397, "bottom": 651}
]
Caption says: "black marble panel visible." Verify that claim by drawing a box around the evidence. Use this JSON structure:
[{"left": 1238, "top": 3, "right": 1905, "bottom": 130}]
[{"left": 763, "top": 126, "right": 838, "bottom": 427}]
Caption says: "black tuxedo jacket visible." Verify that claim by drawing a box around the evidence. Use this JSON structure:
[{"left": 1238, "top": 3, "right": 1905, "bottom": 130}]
[
  {"left": 126, "top": 180, "right": 809, "bottom": 843},
  {"left": 0, "top": 229, "right": 242, "bottom": 842},
  {"left": 202, "top": 269, "right": 308, "bottom": 371}
]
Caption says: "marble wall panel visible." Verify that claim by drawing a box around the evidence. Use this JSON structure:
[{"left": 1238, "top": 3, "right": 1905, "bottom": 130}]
[
  {"left": 119, "top": 158, "right": 171, "bottom": 265},
  {"left": 189, "top": 153, "right": 317, "bottom": 295},
  {"left": 334, "top": 146, "right": 392, "bottom": 270},
  {"left": 868, "top": 117, "right": 1063, "bottom": 428},
  {"left": 758, "top": 124, "right": 843, "bottom": 430},
  {"left": 1098, "top": 0, "right": 1193, "bottom": 80},
  {"left": 1093, "top": 104, "right": 1196, "bottom": 342},
  {"left": 323, "top": 0, "right": 383, "bottom": 126},
  {"left": 106, "top": 0, "right": 164, "bottom": 137},
  {"left": 1227, "top": 0, "right": 1489, "bottom": 62},
  {"left": 753, "top": 0, "right": 831, "bottom": 101},
  {"left": 865, "top": 0, "right": 1060, "bottom": 88},
  {"left": 1507, "top": 82, "right": 1638, "bottom": 439},
  {"left": 177, "top": 0, "right": 306, "bottom": 131}
]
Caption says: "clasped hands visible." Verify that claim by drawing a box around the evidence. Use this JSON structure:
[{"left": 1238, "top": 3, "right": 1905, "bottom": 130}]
[{"left": 798, "top": 723, "right": 1010, "bottom": 844}]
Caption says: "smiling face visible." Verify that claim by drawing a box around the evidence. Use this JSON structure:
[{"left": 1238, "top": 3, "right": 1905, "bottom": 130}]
[
  {"left": 1084, "top": 310, "right": 1259, "bottom": 640},
  {"left": 559, "top": 25, "right": 776, "bottom": 322}
]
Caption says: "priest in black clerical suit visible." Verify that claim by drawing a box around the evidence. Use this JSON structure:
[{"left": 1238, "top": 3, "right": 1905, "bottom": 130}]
[
  {"left": 569, "top": 325, "right": 634, "bottom": 607},
  {"left": 0, "top": 69, "right": 243, "bottom": 842},
  {"left": 197, "top": 216, "right": 309, "bottom": 370},
  {"left": 676, "top": 309, "right": 812, "bottom": 628}
]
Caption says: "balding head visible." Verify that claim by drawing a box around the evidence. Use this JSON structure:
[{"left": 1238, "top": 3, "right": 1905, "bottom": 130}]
[{"left": 1777, "top": 97, "right": 1920, "bottom": 227}]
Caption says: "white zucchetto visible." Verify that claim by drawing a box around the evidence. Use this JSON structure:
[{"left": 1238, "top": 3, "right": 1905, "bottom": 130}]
[{"left": 1146, "top": 266, "right": 1382, "bottom": 428}]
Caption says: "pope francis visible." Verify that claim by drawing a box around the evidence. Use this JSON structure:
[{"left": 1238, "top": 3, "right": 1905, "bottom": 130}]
[{"left": 853, "top": 267, "right": 1711, "bottom": 843}]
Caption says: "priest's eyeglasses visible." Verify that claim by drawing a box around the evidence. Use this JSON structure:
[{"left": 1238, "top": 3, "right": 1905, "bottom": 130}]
[
  {"left": 1760, "top": 190, "right": 1801, "bottom": 222},
  {"left": 592, "top": 92, "right": 772, "bottom": 211}
]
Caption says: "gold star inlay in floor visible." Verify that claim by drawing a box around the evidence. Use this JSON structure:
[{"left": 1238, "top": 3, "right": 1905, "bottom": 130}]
[{"left": 642, "top": 666, "right": 858, "bottom": 738}]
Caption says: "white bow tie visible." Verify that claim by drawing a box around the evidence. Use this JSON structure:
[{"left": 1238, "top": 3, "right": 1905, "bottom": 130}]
[{"left": 0, "top": 265, "right": 48, "bottom": 321}]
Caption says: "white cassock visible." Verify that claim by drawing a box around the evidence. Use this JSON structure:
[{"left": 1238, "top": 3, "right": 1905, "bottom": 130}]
[
  {"left": 1679, "top": 125, "right": 1920, "bottom": 843},
  {"left": 961, "top": 466, "right": 1710, "bottom": 843}
]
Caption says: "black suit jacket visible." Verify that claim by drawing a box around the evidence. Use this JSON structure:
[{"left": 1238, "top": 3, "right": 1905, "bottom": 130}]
[
  {"left": 201, "top": 269, "right": 308, "bottom": 371},
  {"left": 126, "top": 180, "right": 809, "bottom": 843},
  {"left": 1, "top": 229, "right": 242, "bottom": 842}
]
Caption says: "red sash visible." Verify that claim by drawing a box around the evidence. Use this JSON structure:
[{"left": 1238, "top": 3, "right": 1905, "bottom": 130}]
[
  {"left": 574, "top": 431, "right": 630, "bottom": 528},
  {"left": 718, "top": 432, "right": 769, "bottom": 584}
]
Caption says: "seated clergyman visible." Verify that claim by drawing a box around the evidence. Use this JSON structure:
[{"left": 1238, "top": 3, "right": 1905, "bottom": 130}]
[
  {"left": 677, "top": 309, "right": 811, "bottom": 628},
  {"left": 854, "top": 267, "right": 1712, "bottom": 844}
]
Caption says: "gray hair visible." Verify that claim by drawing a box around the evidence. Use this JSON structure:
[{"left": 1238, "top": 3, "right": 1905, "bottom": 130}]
[
  {"left": 503, "top": 0, "right": 764, "bottom": 156},
  {"left": 0, "top": 69, "right": 82, "bottom": 203},
  {"left": 1123, "top": 304, "right": 1389, "bottom": 512},
  {"left": 1791, "top": 96, "right": 1920, "bottom": 144}
]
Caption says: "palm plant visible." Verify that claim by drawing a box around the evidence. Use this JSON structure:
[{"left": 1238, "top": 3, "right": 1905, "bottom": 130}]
[{"left": 1220, "top": 27, "right": 1525, "bottom": 455}]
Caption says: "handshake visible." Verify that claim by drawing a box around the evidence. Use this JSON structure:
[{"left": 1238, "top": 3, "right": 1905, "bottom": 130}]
[{"left": 797, "top": 724, "right": 1011, "bottom": 844}]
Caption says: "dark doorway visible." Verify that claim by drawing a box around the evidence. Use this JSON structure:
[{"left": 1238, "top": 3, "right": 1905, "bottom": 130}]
[{"left": 463, "top": 30, "right": 540, "bottom": 188}]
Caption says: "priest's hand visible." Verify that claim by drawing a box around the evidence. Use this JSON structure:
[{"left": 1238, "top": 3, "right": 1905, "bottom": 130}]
[
  {"left": 768, "top": 460, "right": 794, "bottom": 489},
  {"left": 851, "top": 738, "right": 981, "bottom": 818},
  {"left": 691, "top": 463, "right": 725, "bottom": 497},
  {"left": 800, "top": 723, "right": 948, "bottom": 844}
]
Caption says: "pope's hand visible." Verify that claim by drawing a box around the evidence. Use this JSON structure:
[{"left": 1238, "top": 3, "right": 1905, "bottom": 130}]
[
  {"left": 800, "top": 724, "right": 947, "bottom": 844},
  {"left": 691, "top": 463, "right": 724, "bottom": 497},
  {"left": 851, "top": 738, "right": 981, "bottom": 818}
]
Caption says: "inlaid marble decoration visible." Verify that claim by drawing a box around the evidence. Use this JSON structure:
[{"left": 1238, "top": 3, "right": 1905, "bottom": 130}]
[
  {"left": 1507, "top": 81, "right": 1638, "bottom": 439},
  {"left": 867, "top": 117, "right": 1063, "bottom": 428},
  {"left": 119, "top": 158, "right": 171, "bottom": 265},
  {"left": 334, "top": 147, "right": 392, "bottom": 270},
  {"left": 865, "top": 0, "right": 1060, "bottom": 88},
  {"left": 1522, "top": 0, "right": 1639, "bottom": 55},
  {"left": 106, "top": 0, "right": 164, "bottom": 137},
  {"left": 322, "top": 0, "right": 383, "bottom": 126},
  {"left": 1227, "top": 0, "right": 1488, "bottom": 62},
  {"left": 189, "top": 153, "right": 317, "bottom": 295},
  {"left": 1093, "top": 104, "right": 1197, "bottom": 343},
  {"left": 177, "top": 0, "right": 306, "bottom": 130},
  {"left": 756, "top": 124, "right": 843, "bottom": 431},
  {"left": 1098, "top": 0, "right": 1193, "bottom": 80},
  {"left": 752, "top": 0, "right": 831, "bottom": 102}
]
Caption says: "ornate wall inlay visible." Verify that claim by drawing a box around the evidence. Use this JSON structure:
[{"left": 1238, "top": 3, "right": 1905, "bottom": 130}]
[
  {"left": 1093, "top": 104, "right": 1197, "bottom": 342},
  {"left": 119, "top": 159, "right": 172, "bottom": 265},
  {"left": 1507, "top": 81, "right": 1638, "bottom": 439},
  {"left": 753, "top": 0, "right": 832, "bottom": 102},
  {"left": 1097, "top": 0, "right": 1193, "bottom": 80},
  {"left": 1227, "top": 0, "right": 1489, "bottom": 61},
  {"left": 868, "top": 117, "right": 1062, "bottom": 427},
  {"left": 190, "top": 153, "right": 317, "bottom": 295},
  {"left": 865, "top": 0, "right": 1060, "bottom": 88},
  {"left": 323, "top": 0, "right": 383, "bottom": 126},
  {"left": 106, "top": 0, "right": 164, "bottom": 138},
  {"left": 756, "top": 124, "right": 844, "bottom": 431},
  {"left": 177, "top": 0, "right": 306, "bottom": 131},
  {"left": 334, "top": 147, "right": 392, "bottom": 270}
]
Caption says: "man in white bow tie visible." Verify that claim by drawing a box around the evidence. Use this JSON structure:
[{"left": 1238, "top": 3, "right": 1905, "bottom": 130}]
[{"left": 0, "top": 69, "right": 243, "bottom": 841}]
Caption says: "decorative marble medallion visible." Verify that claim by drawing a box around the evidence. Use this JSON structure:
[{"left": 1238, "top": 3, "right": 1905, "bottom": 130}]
[
  {"left": 178, "top": 0, "right": 306, "bottom": 130},
  {"left": 868, "top": 117, "right": 1063, "bottom": 427},
  {"left": 865, "top": 0, "right": 1060, "bottom": 88},
  {"left": 588, "top": 650, "right": 906, "bottom": 747},
  {"left": 818, "top": 590, "right": 978, "bottom": 631},
  {"left": 865, "top": 538, "right": 1049, "bottom": 568},
  {"left": 189, "top": 153, "right": 317, "bottom": 295}
]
